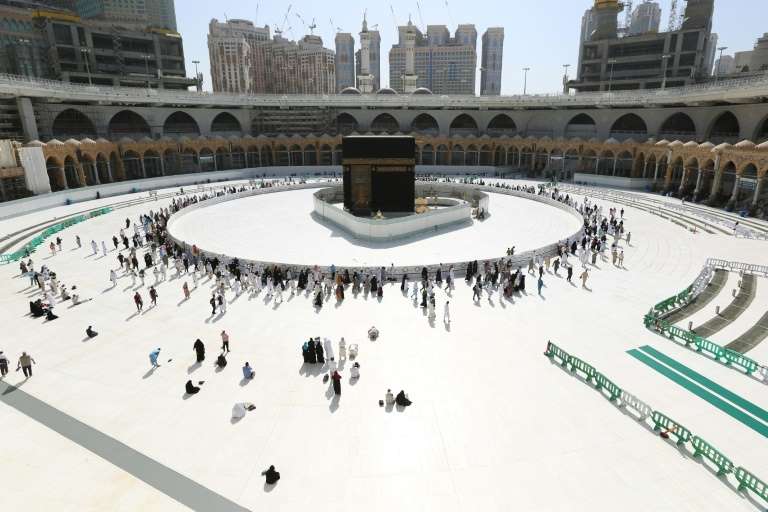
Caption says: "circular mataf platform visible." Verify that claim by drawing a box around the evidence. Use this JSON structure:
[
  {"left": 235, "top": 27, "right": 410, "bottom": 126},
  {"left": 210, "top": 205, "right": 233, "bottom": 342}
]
[{"left": 168, "top": 186, "right": 582, "bottom": 268}]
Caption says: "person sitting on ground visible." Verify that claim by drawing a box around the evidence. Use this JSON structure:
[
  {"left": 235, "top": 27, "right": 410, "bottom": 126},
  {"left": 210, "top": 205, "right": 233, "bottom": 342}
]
[
  {"left": 385, "top": 389, "right": 395, "bottom": 406},
  {"left": 30, "top": 299, "right": 46, "bottom": 318},
  {"left": 232, "top": 402, "right": 256, "bottom": 419},
  {"left": 45, "top": 309, "right": 58, "bottom": 321},
  {"left": 350, "top": 362, "right": 360, "bottom": 380},
  {"left": 395, "top": 390, "right": 412, "bottom": 407},
  {"left": 185, "top": 379, "right": 200, "bottom": 395},
  {"left": 368, "top": 326, "right": 379, "bottom": 341},
  {"left": 242, "top": 362, "right": 254, "bottom": 380},
  {"left": 216, "top": 352, "right": 227, "bottom": 368},
  {"left": 261, "top": 465, "right": 280, "bottom": 485},
  {"left": 86, "top": 326, "right": 98, "bottom": 338}
]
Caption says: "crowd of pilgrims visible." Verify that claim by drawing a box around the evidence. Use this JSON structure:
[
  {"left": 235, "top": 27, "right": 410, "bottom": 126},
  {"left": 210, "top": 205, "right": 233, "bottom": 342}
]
[{"left": 104, "top": 176, "right": 631, "bottom": 315}]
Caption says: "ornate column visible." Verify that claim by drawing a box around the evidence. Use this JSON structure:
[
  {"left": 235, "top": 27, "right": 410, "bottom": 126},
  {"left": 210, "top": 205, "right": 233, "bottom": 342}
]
[
  {"left": 139, "top": 158, "right": 147, "bottom": 178},
  {"left": 708, "top": 155, "right": 723, "bottom": 202},
  {"left": 663, "top": 164, "right": 673, "bottom": 190},
  {"left": 729, "top": 175, "right": 741, "bottom": 204},
  {"left": 652, "top": 160, "right": 660, "bottom": 181},
  {"left": 612, "top": 156, "right": 618, "bottom": 176},
  {"left": 693, "top": 167, "right": 703, "bottom": 196}
]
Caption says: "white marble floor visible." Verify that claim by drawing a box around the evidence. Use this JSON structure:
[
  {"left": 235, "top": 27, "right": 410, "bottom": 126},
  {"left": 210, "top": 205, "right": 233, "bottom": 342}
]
[
  {"left": 1, "top": 179, "right": 767, "bottom": 512},
  {"left": 169, "top": 187, "right": 582, "bottom": 267}
]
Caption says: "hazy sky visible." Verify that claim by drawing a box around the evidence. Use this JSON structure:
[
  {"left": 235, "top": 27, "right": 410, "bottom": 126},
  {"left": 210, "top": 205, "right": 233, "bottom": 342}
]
[{"left": 176, "top": 0, "right": 766, "bottom": 94}]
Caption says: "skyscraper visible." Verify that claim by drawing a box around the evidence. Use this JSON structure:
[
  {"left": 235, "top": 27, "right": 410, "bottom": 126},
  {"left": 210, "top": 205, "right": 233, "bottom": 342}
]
[
  {"left": 75, "top": 0, "right": 177, "bottom": 30},
  {"left": 356, "top": 14, "right": 380, "bottom": 92},
  {"left": 335, "top": 32, "right": 355, "bottom": 92},
  {"left": 208, "top": 19, "right": 336, "bottom": 95},
  {"left": 480, "top": 27, "right": 504, "bottom": 95},
  {"left": 208, "top": 18, "right": 270, "bottom": 94},
  {"left": 389, "top": 22, "right": 477, "bottom": 95},
  {"left": 628, "top": 1, "right": 661, "bottom": 36}
]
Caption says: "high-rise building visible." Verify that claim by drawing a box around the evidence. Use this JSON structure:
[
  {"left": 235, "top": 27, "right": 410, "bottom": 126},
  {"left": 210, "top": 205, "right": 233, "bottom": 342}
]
[
  {"left": 75, "top": 0, "right": 177, "bottom": 30},
  {"left": 389, "top": 22, "right": 477, "bottom": 95},
  {"left": 208, "top": 19, "right": 336, "bottom": 95},
  {"left": 355, "top": 14, "right": 380, "bottom": 92},
  {"left": 334, "top": 32, "right": 354, "bottom": 92},
  {"left": 628, "top": 1, "right": 661, "bottom": 36},
  {"left": 208, "top": 18, "right": 269, "bottom": 94},
  {"left": 731, "top": 33, "right": 768, "bottom": 74},
  {"left": 0, "top": 3, "right": 50, "bottom": 79},
  {"left": 571, "top": 0, "right": 716, "bottom": 92},
  {"left": 265, "top": 34, "right": 336, "bottom": 95},
  {"left": 480, "top": 27, "right": 504, "bottom": 95},
  {"left": 714, "top": 54, "right": 735, "bottom": 76},
  {"left": 703, "top": 32, "right": 718, "bottom": 76}
]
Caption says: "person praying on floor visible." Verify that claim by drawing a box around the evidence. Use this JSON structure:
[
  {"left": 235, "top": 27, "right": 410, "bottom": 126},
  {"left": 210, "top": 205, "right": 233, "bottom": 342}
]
[
  {"left": 86, "top": 326, "right": 98, "bottom": 338},
  {"left": 185, "top": 379, "right": 200, "bottom": 395}
]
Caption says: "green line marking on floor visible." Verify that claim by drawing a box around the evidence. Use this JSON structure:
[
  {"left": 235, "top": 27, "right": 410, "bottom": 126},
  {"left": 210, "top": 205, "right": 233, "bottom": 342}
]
[
  {"left": 627, "top": 349, "right": 768, "bottom": 439},
  {"left": 638, "top": 345, "right": 768, "bottom": 424}
]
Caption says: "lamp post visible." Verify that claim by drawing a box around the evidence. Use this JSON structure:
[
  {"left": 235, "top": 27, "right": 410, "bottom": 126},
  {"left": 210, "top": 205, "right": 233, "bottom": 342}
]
[
  {"left": 660, "top": 53, "right": 672, "bottom": 89},
  {"left": 192, "top": 59, "right": 200, "bottom": 90},
  {"left": 715, "top": 46, "right": 728, "bottom": 81},
  {"left": 80, "top": 47, "right": 92, "bottom": 86},
  {"left": 562, "top": 64, "right": 570, "bottom": 94},
  {"left": 522, "top": 67, "right": 530, "bottom": 95}
]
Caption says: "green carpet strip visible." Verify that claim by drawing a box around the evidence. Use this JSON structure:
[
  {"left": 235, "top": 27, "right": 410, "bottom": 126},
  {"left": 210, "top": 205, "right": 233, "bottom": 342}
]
[
  {"left": 637, "top": 345, "right": 768, "bottom": 424},
  {"left": 627, "top": 349, "right": 768, "bottom": 439}
]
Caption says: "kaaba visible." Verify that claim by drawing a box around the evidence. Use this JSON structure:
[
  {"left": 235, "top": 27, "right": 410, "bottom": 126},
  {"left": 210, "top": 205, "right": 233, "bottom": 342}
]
[{"left": 342, "top": 135, "right": 416, "bottom": 216}]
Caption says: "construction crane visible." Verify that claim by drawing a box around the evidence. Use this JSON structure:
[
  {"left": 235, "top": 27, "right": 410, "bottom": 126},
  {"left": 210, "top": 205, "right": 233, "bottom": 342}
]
[
  {"left": 390, "top": 4, "right": 398, "bottom": 36},
  {"left": 255, "top": 0, "right": 260, "bottom": 25},
  {"left": 624, "top": 0, "right": 633, "bottom": 30},
  {"left": 416, "top": 1, "right": 426, "bottom": 32},
  {"left": 275, "top": 4, "right": 292, "bottom": 37},
  {"left": 668, "top": 0, "right": 678, "bottom": 32},
  {"left": 308, "top": 18, "right": 317, "bottom": 35}
]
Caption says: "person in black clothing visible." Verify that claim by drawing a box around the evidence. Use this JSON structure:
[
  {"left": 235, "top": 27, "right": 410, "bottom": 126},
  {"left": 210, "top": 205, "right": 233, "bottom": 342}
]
[
  {"left": 262, "top": 465, "right": 280, "bottom": 485},
  {"left": 193, "top": 339, "right": 205, "bottom": 362},
  {"left": 86, "top": 326, "right": 98, "bottom": 338},
  {"left": 315, "top": 340, "right": 325, "bottom": 365},
  {"left": 185, "top": 379, "right": 200, "bottom": 394},
  {"left": 395, "top": 390, "right": 412, "bottom": 407}
]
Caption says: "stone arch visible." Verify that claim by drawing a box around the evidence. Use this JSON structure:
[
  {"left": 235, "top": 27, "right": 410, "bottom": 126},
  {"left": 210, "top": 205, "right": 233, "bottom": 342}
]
[
  {"left": 451, "top": 144, "right": 465, "bottom": 165},
  {"left": 610, "top": 113, "right": 648, "bottom": 140},
  {"left": 333, "top": 145, "right": 342, "bottom": 165},
  {"left": 288, "top": 144, "right": 303, "bottom": 166},
  {"left": 466, "top": 145, "right": 479, "bottom": 165},
  {"left": 231, "top": 146, "right": 246, "bottom": 168},
  {"left": 108, "top": 110, "right": 151, "bottom": 139},
  {"left": 96, "top": 153, "right": 111, "bottom": 183},
  {"left": 260, "top": 146, "right": 274, "bottom": 166},
  {"left": 199, "top": 148, "right": 215, "bottom": 172},
  {"left": 696, "top": 158, "right": 716, "bottom": 201},
  {"left": 122, "top": 150, "right": 143, "bottom": 180},
  {"left": 215, "top": 147, "right": 228, "bottom": 170},
  {"left": 678, "top": 157, "right": 699, "bottom": 194},
  {"left": 371, "top": 113, "right": 399, "bottom": 134},
  {"left": 597, "top": 150, "right": 615, "bottom": 175},
  {"left": 436, "top": 144, "right": 449, "bottom": 165},
  {"left": 579, "top": 149, "right": 598, "bottom": 173},
  {"left": 714, "top": 160, "right": 738, "bottom": 204},
  {"left": 565, "top": 113, "right": 597, "bottom": 138},
  {"left": 78, "top": 152, "right": 98, "bottom": 186},
  {"left": 319, "top": 144, "right": 333, "bottom": 165},
  {"left": 659, "top": 112, "right": 696, "bottom": 140},
  {"left": 336, "top": 113, "right": 359, "bottom": 135},
  {"left": 46, "top": 156, "right": 66, "bottom": 191},
  {"left": 163, "top": 148, "right": 180, "bottom": 175},
  {"left": 275, "top": 145, "right": 289, "bottom": 166},
  {"left": 411, "top": 113, "right": 439, "bottom": 135},
  {"left": 143, "top": 149, "right": 162, "bottom": 178},
  {"left": 421, "top": 144, "right": 435, "bottom": 165},
  {"left": 494, "top": 146, "right": 505, "bottom": 165},
  {"left": 52, "top": 108, "right": 96, "bottom": 140},
  {"left": 668, "top": 156, "right": 685, "bottom": 192},
  {"left": 303, "top": 144, "right": 317, "bottom": 166},
  {"left": 163, "top": 111, "right": 200, "bottom": 136},
  {"left": 63, "top": 155, "right": 82, "bottom": 188},
  {"left": 449, "top": 114, "right": 479, "bottom": 137},
  {"left": 706, "top": 111, "right": 740, "bottom": 144},
  {"left": 479, "top": 145, "right": 492, "bottom": 165},
  {"left": 179, "top": 148, "right": 199, "bottom": 173},
  {"left": 210, "top": 112, "right": 242, "bottom": 134},
  {"left": 487, "top": 114, "right": 517, "bottom": 137}
]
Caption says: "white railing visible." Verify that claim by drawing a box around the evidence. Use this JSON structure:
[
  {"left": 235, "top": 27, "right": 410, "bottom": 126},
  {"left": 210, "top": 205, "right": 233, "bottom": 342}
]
[
  {"left": 2, "top": 71, "right": 768, "bottom": 108},
  {"left": 706, "top": 258, "right": 768, "bottom": 278}
]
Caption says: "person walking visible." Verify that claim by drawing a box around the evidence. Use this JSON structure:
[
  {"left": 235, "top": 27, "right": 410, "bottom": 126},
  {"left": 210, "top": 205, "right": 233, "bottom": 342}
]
[
  {"left": 101, "top": 240, "right": 107, "bottom": 257},
  {"left": 16, "top": 351, "right": 36, "bottom": 378},
  {"left": 221, "top": 330, "right": 230, "bottom": 353},
  {"left": 183, "top": 282, "right": 190, "bottom": 300},
  {"left": 149, "top": 348, "right": 161, "bottom": 368},
  {"left": 209, "top": 295, "right": 217, "bottom": 315},
  {"left": 90, "top": 240, "right": 98, "bottom": 255},
  {"left": 626, "top": 232, "right": 632, "bottom": 246},
  {"left": 133, "top": 291, "right": 144, "bottom": 312},
  {"left": 76, "top": 235, "right": 82, "bottom": 249},
  {"left": 443, "top": 301, "right": 451, "bottom": 324},
  {"left": 0, "top": 350, "right": 9, "bottom": 377},
  {"left": 618, "top": 250, "right": 625, "bottom": 267},
  {"left": 580, "top": 268, "right": 589, "bottom": 288},
  {"left": 537, "top": 276, "right": 544, "bottom": 295},
  {"left": 149, "top": 286, "right": 158, "bottom": 307},
  {"left": 566, "top": 265, "right": 573, "bottom": 283},
  {"left": 109, "top": 269, "right": 117, "bottom": 288}
]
